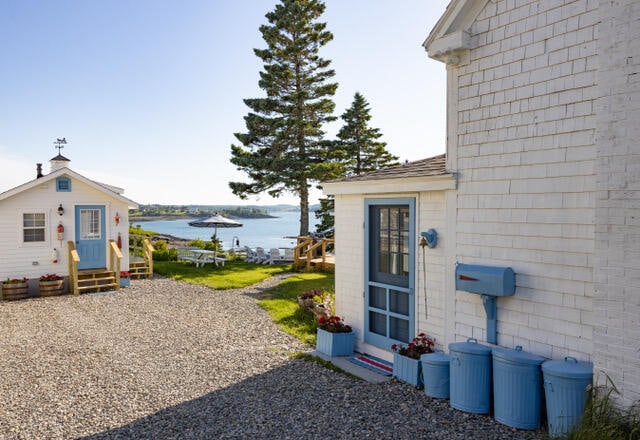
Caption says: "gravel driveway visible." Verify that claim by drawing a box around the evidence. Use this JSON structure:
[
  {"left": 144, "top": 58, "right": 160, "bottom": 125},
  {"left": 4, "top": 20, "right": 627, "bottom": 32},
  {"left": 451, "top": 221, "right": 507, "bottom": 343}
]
[{"left": 0, "top": 276, "right": 544, "bottom": 439}]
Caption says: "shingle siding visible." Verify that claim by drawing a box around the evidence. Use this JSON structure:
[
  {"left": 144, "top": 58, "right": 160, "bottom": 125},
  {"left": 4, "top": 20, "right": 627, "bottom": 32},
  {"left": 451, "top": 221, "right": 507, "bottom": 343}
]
[
  {"left": 594, "top": 0, "right": 640, "bottom": 407},
  {"left": 451, "top": 0, "right": 597, "bottom": 360}
]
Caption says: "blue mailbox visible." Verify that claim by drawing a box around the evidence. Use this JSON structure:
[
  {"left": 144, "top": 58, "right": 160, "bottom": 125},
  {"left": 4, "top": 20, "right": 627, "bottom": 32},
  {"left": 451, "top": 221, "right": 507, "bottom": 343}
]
[{"left": 455, "top": 264, "right": 516, "bottom": 344}]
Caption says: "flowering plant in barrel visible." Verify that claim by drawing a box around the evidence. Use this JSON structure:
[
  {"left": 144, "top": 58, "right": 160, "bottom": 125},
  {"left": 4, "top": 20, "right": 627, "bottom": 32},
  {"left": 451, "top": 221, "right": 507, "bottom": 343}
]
[
  {"left": 2, "top": 277, "right": 28, "bottom": 285},
  {"left": 39, "top": 273, "right": 63, "bottom": 281}
]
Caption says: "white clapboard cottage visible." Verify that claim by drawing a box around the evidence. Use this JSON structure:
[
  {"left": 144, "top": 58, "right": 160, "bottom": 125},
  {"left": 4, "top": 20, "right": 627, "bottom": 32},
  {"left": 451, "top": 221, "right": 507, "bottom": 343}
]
[
  {"left": 322, "top": 0, "right": 639, "bottom": 406},
  {"left": 0, "top": 153, "right": 145, "bottom": 295}
]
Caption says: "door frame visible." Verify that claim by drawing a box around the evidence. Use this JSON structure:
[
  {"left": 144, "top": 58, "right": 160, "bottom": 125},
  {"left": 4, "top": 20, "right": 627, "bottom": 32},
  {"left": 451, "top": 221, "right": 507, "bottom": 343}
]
[
  {"left": 74, "top": 205, "right": 107, "bottom": 270},
  {"left": 363, "top": 197, "right": 416, "bottom": 350}
]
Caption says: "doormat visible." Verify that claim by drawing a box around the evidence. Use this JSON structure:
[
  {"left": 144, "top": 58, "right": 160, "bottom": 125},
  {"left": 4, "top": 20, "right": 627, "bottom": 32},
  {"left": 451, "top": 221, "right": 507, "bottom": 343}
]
[{"left": 349, "top": 354, "right": 393, "bottom": 376}]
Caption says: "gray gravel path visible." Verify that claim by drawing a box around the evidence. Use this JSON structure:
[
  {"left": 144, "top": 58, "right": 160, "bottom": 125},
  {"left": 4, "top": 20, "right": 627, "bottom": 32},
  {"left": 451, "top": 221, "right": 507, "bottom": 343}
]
[{"left": 0, "top": 276, "right": 544, "bottom": 439}]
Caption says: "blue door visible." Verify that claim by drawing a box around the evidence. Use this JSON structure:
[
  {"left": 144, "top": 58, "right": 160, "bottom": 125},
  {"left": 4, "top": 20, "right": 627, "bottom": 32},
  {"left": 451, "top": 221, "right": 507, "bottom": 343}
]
[
  {"left": 364, "top": 198, "right": 415, "bottom": 350},
  {"left": 75, "top": 206, "right": 106, "bottom": 270}
]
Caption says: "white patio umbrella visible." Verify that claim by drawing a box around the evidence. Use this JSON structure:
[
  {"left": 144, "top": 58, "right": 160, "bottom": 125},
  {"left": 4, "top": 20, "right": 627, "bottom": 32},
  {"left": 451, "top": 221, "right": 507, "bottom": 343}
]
[{"left": 188, "top": 213, "right": 243, "bottom": 261}]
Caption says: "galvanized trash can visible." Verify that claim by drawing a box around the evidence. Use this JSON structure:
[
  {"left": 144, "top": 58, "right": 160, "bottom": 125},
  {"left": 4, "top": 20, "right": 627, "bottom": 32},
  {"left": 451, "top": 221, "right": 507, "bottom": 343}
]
[
  {"left": 542, "top": 357, "right": 593, "bottom": 438},
  {"left": 449, "top": 338, "right": 492, "bottom": 413},
  {"left": 492, "top": 346, "right": 545, "bottom": 429},
  {"left": 421, "top": 352, "right": 450, "bottom": 399}
]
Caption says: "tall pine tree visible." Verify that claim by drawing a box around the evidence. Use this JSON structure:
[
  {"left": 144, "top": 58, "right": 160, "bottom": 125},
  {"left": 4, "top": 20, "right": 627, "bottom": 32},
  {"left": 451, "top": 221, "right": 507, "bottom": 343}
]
[
  {"left": 316, "top": 92, "right": 398, "bottom": 234},
  {"left": 337, "top": 92, "right": 398, "bottom": 176},
  {"left": 229, "top": 0, "right": 338, "bottom": 236}
]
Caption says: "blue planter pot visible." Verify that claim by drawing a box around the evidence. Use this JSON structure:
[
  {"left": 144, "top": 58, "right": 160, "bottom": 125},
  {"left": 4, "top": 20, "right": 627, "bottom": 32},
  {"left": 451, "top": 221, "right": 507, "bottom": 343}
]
[
  {"left": 119, "top": 278, "right": 130, "bottom": 288},
  {"left": 316, "top": 328, "right": 355, "bottom": 357},
  {"left": 394, "top": 352, "right": 423, "bottom": 386}
]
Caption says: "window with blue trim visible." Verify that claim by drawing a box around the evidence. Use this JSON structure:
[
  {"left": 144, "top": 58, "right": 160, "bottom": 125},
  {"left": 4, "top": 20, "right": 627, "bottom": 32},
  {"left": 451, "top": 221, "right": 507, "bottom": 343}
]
[{"left": 56, "top": 177, "right": 71, "bottom": 192}]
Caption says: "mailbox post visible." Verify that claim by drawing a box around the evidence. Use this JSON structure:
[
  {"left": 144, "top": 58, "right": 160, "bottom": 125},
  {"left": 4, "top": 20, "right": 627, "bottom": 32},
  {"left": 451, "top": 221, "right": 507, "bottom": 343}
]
[{"left": 455, "top": 264, "right": 516, "bottom": 344}]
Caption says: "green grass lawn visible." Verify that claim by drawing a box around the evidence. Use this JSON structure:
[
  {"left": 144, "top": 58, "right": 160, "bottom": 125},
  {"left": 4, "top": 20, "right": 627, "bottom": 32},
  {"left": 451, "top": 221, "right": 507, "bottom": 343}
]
[
  {"left": 258, "top": 272, "right": 335, "bottom": 346},
  {"left": 153, "top": 260, "right": 291, "bottom": 289}
]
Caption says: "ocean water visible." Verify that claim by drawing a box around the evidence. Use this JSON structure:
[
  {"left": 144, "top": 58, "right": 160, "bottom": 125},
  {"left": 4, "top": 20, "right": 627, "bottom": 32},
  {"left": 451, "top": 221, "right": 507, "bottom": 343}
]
[{"left": 136, "top": 211, "right": 306, "bottom": 250}]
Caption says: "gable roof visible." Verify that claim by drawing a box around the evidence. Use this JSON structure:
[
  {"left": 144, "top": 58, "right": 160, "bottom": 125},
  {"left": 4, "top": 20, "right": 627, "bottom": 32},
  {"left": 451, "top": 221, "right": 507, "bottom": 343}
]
[
  {"left": 330, "top": 154, "right": 447, "bottom": 182},
  {"left": 0, "top": 167, "right": 138, "bottom": 208},
  {"left": 321, "top": 154, "right": 456, "bottom": 196},
  {"left": 423, "top": 0, "right": 489, "bottom": 64}
]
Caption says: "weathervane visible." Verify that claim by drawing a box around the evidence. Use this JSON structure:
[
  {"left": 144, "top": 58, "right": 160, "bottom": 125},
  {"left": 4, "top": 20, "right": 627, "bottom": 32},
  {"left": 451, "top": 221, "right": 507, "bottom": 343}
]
[{"left": 53, "top": 137, "right": 67, "bottom": 155}]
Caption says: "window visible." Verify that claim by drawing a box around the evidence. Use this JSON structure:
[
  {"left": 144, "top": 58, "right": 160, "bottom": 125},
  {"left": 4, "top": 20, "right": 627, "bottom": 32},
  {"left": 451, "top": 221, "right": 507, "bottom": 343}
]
[
  {"left": 23, "top": 213, "right": 45, "bottom": 242},
  {"left": 56, "top": 177, "right": 71, "bottom": 192}
]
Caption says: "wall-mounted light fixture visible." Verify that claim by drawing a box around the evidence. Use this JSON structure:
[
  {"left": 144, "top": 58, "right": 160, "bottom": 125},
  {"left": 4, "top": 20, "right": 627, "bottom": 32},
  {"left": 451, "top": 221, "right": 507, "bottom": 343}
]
[{"left": 57, "top": 204, "right": 64, "bottom": 216}]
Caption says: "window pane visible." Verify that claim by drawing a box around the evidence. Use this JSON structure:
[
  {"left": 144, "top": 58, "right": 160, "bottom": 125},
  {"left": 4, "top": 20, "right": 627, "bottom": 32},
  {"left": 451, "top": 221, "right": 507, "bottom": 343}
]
[
  {"left": 400, "top": 208, "right": 409, "bottom": 231},
  {"left": 369, "top": 286, "right": 386, "bottom": 310},
  {"left": 80, "top": 209, "right": 101, "bottom": 240},
  {"left": 369, "top": 311, "right": 387, "bottom": 336},
  {"left": 389, "top": 290, "right": 409, "bottom": 315},
  {"left": 390, "top": 317, "right": 410, "bottom": 342},
  {"left": 378, "top": 252, "right": 389, "bottom": 273},
  {"left": 24, "top": 229, "right": 45, "bottom": 242},
  {"left": 390, "top": 207, "right": 399, "bottom": 230},
  {"left": 379, "top": 208, "right": 388, "bottom": 230}
]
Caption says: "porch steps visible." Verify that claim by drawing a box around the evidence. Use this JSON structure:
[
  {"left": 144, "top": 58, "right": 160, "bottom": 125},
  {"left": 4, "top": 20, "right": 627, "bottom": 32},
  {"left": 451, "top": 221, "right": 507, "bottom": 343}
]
[
  {"left": 129, "top": 260, "right": 151, "bottom": 279},
  {"left": 77, "top": 269, "right": 118, "bottom": 294}
]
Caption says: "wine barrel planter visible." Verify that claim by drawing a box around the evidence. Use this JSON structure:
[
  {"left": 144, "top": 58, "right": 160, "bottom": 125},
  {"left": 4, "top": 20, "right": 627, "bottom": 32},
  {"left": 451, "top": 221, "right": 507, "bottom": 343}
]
[
  {"left": 39, "top": 280, "right": 64, "bottom": 297},
  {"left": 1, "top": 282, "right": 29, "bottom": 301}
]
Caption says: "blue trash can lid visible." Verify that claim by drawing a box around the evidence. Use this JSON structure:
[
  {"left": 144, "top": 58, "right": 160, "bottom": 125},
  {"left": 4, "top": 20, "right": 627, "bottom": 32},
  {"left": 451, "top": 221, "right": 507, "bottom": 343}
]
[
  {"left": 492, "top": 346, "right": 545, "bottom": 366},
  {"left": 542, "top": 356, "right": 593, "bottom": 379},
  {"left": 421, "top": 352, "right": 450, "bottom": 365},
  {"left": 448, "top": 338, "right": 492, "bottom": 356}
]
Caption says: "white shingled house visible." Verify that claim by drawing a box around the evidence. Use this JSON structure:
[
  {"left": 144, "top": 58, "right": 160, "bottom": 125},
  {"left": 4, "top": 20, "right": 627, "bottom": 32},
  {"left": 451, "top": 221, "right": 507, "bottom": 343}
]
[
  {"left": 0, "top": 154, "right": 142, "bottom": 296},
  {"left": 322, "top": 0, "right": 639, "bottom": 406}
]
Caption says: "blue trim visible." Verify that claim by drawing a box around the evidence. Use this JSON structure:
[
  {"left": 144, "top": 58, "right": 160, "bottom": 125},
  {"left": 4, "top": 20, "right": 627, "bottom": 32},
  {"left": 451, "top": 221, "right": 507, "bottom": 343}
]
[
  {"left": 363, "top": 197, "right": 416, "bottom": 351},
  {"left": 75, "top": 205, "right": 106, "bottom": 269},
  {"left": 56, "top": 177, "right": 72, "bottom": 192}
]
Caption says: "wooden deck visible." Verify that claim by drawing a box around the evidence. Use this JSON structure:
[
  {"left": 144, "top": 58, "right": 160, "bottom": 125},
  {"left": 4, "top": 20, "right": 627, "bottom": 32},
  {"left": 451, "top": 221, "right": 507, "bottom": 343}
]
[{"left": 293, "top": 236, "right": 335, "bottom": 271}]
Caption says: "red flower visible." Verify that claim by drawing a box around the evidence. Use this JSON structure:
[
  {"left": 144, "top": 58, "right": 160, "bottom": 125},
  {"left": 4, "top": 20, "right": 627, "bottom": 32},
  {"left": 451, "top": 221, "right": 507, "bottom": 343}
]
[
  {"left": 317, "top": 315, "right": 352, "bottom": 334},
  {"left": 391, "top": 333, "right": 436, "bottom": 359}
]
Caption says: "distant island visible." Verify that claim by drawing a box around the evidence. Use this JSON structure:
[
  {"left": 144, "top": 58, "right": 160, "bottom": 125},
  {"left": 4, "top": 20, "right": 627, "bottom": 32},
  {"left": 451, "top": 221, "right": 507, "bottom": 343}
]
[{"left": 130, "top": 203, "right": 317, "bottom": 222}]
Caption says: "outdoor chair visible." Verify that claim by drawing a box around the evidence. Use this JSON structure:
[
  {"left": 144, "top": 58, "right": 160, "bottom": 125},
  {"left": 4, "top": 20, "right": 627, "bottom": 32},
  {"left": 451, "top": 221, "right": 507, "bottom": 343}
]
[
  {"left": 268, "top": 248, "right": 283, "bottom": 264},
  {"left": 255, "top": 247, "right": 268, "bottom": 264}
]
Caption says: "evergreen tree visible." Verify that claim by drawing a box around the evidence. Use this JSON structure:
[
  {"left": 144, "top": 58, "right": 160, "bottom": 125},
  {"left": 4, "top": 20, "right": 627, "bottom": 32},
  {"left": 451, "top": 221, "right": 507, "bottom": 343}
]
[
  {"left": 337, "top": 92, "right": 398, "bottom": 176},
  {"left": 229, "top": 0, "right": 338, "bottom": 236},
  {"left": 315, "top": 92, "right": 398, "bottom": 234}
]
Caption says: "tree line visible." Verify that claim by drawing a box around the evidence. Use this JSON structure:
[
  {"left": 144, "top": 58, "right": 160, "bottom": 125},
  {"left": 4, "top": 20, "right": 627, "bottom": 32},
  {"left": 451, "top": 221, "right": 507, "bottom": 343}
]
[{"left": 229, "top": 0, "right": 398, "bottom": 236}]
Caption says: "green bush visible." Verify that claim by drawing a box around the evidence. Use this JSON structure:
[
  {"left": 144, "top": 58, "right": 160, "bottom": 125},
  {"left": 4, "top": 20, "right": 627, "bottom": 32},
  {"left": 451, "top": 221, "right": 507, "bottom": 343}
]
[
  {"left": 153, "top": 239, "right": 177, "bottom": 261},
  {"left": 567, "top": 376, "right": 640, "bottom": 440}
]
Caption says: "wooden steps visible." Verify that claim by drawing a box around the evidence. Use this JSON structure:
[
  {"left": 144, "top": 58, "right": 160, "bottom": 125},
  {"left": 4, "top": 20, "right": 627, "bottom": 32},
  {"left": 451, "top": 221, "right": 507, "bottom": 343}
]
[
  {"left": 77, "top": 269, "right": 118, "bottom": 293},
  {"left": 129, "top": 260, "right": 151, "bottom": 279}
]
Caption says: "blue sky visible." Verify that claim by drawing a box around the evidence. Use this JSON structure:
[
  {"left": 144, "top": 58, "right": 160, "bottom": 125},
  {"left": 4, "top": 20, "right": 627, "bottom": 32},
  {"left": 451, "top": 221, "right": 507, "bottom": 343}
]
[{"left": 0, "top": 0, "right": 450, "bottom": 206}]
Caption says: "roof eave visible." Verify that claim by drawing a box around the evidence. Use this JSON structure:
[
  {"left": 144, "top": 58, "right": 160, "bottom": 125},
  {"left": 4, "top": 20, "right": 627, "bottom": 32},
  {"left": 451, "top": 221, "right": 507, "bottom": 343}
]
[
  {"left": 322, "top": 173, "right": 457, "bottom": 196},
  {"left": 423, "top": 0, "right": 489, "bottom": 65}
]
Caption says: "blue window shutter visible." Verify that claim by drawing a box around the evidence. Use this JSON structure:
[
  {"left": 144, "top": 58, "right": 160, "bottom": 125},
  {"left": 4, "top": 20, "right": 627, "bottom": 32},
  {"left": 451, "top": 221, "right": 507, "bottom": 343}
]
[{"left": 56, "top": 177, "right": 71, "bottom": 192}]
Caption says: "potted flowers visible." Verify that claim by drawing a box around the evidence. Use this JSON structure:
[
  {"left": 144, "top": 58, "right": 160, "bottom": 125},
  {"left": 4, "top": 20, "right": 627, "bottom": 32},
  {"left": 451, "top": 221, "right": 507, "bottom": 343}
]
[
  {"left": 2, "top": 277, "right": 29, "bottom": 301},
  {"left": 316, "top": 315, "right": 355, "bottom": 357},
  {"left": 391, "top": 332, "right": 435, "bottom": 386},
  {"left": 39, "top": 273, "right": 65, "bottom": 297},
  {"left": 119, "top": 271, "right": 131, "bottom": 288}
]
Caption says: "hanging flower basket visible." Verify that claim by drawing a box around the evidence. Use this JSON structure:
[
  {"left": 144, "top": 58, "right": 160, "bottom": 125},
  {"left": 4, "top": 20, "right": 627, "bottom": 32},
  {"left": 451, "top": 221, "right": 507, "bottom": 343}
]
[
  {"left": 39, "top": 274, "right": 64, "bottom": 297},
  {"left": 2, "top": 278, "right": 29, "bottom": 301}
]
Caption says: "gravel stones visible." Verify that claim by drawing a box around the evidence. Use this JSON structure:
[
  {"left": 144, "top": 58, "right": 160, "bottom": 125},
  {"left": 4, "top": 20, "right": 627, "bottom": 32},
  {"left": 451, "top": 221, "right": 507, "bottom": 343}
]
[{"left": 0, "top": 277, "right": 544, "bottom": 439}]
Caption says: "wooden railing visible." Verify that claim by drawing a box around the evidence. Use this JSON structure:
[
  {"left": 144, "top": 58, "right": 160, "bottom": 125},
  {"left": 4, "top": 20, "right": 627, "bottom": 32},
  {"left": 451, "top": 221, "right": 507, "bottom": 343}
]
[
  {"left": 108, "top": 240, "right": 122, "bottom": 289},
  {"left": 294, "top": 236, "right": 335, "bottom": 271},
  {"left": 67, "top": 241, "right": 80, "bottom": 295},
  {"left": 142, "top": 238, "right": 154, "bottom": 276}
]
